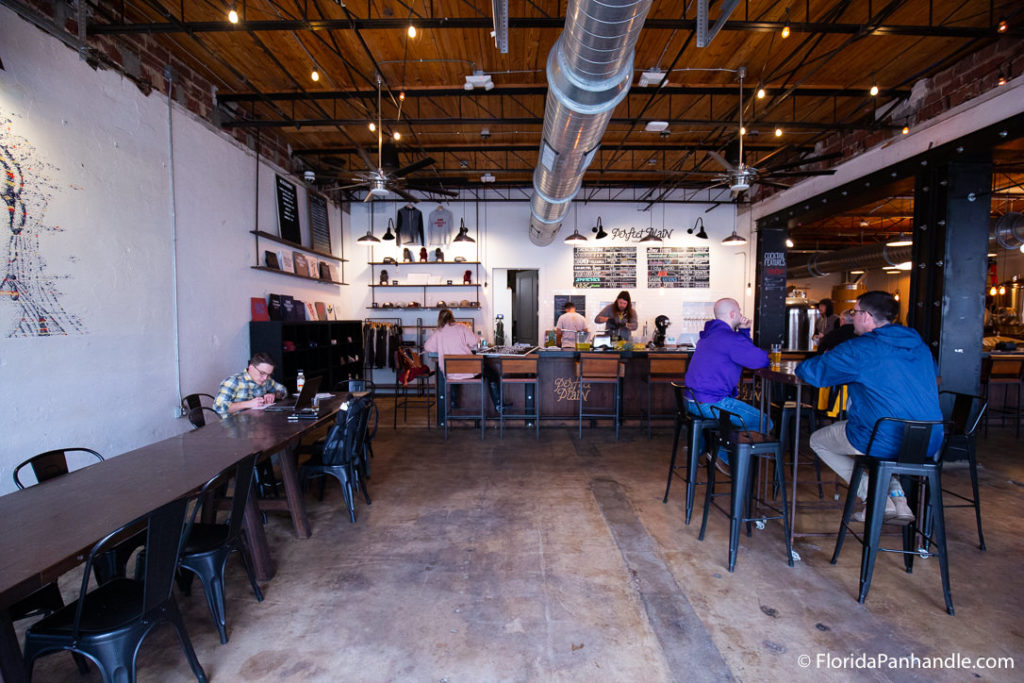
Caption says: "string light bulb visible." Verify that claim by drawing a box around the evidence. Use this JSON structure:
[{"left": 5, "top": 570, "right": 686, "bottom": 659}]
[
  {"left": 757, "top": 86, "right": 766, "bottom": 99},
  {"left": 408, "top": 24, "right": 417, "bottom": 38},
  {"left": 775, "top": 127, "right": 783, "bottom": 137},
  {"left": 870, "top": 81, "right": 879, "bottom": 96},
  {"left": 989, "top": 285, "right": 997, "bottom": 296},
  {"left": 227, "top": 5, "right": 238, "bottom": 23},
  {"left": 393, "top": 131, "right": 401, "bottom": 141},
  {"left": 311, "top": 66, "right": 320, "bottom": 82},
  {"left": 999, "top": 284, "right": 1006, "bottom": 295},
  {"left": 368, "top": 122, "right": 376, "bottom": 132},
  {"left": 739, "top": 126, "right": 746, "bottom": 136},
  {"left": 399, "top": 92, "right": 406, "bottom": 101},
  {"left": 997, "top": 18, "right": 1007, "bottom": 33},
  {"left": 902, "top": 124, "right": 910, "bottom": 135},
  {"left": 781, "top": 8, "right": 791, "bottom": 38}
]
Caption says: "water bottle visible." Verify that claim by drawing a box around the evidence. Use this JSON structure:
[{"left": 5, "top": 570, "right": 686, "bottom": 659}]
[
  {"left": 476, "top": 331, "right": 485, "bottom": 349},
  {"left": 296, "top": 369, "right": 305, "bottom": 393}
]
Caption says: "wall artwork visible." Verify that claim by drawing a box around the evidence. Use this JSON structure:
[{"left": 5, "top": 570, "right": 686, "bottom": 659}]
[{"left": 1, "top": 112, "right": 85, "bottom": 337}]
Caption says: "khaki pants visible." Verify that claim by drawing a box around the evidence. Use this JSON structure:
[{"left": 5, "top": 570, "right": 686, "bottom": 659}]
[{"left": 809, "top": 421, "right": 903, "bottom": 500}]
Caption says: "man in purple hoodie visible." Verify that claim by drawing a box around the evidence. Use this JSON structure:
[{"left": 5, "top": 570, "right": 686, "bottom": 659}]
[{"left": 684, "top": 298, "right": 770, "bottom": 464}]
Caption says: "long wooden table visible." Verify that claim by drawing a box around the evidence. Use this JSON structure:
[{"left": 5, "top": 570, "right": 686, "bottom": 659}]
[{"left": 0, "top": 396, "right": 344, "bottom": 683}]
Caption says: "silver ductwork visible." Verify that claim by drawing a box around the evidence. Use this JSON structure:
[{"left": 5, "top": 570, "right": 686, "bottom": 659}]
[
  {"left": 787, "top": 213, "right": 1024, "bottom": 278},
  {"left": 528, "top": 0, "right": 654, "bottom": 245}
]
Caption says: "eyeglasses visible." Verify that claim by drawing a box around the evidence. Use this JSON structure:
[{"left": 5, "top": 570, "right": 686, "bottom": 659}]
[
  {"left": 249, "top": 364, "right": 273, "bottom": 380},
  {"left": 851, "top": 308, "right": 871, "bottom": 317}
]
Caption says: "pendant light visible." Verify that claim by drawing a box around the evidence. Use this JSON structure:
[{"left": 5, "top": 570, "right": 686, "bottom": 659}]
[
  {"left": 453, "top": 218, "right": 475, "bottom": 243},
  {"left": 357, "top": 211, "right": 380, "bottom": 244},
  {"left": 887, "top": 232, "right": 912, "bottom": 247},
  {"left": 563, "top": 204, "right": 588, "bottom": 242},
  {"left": 382, "top": 218, "right": 396, "bottom": 241},
  {"left": 722, "top": 230, "right": 747, "bottom": 245}
]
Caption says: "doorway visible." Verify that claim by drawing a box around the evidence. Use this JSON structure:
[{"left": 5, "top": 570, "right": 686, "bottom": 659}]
[{"left": 508, "top": 269, "right": 539, "bottom": 345}]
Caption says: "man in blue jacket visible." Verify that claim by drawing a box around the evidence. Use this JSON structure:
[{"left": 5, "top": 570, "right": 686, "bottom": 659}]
[
  {"left": 684, "top": 298, "right": 769, "bottom": 464},
  {"left": 795, "top": 291, "right": 943, "bottom": 525}
]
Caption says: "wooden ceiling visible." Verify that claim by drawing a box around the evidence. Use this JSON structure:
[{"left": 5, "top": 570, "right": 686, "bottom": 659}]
[{"left": 69, "top": 0, "right": 1024, "bottom": 226}]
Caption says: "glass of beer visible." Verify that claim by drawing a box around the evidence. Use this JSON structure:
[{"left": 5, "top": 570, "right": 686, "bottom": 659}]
[{"left": 770, "top": 343, "right": 782, "bottom": 367}]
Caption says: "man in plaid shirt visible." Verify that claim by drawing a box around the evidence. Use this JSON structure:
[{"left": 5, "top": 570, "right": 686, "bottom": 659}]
[{"left": 213, "top": 352, "right": 288, "bottom": 417}]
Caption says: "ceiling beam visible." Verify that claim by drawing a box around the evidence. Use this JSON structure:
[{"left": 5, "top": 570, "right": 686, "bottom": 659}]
[
  {"left": 294, "top": 143, "right": 816, "bottom": 155},
  {"left": 89, "top": 17, "right": 1016, "bottom": 39}
]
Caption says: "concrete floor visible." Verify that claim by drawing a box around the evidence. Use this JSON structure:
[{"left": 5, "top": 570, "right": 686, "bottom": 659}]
[{"left": 19, "top": 410, "right": 1024, "bottom": 682}]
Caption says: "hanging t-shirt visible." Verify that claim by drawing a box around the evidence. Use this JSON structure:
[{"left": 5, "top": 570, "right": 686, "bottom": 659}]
[
  {"left": 427, "top": 206, "right": 454, "bottom": 247},
  {"left": 396, "top": 205, "right": 425, "bottom": 245}
]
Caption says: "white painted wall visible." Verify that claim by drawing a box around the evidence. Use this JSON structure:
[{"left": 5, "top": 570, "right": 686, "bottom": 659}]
[{"left": 0, "top": 8, "right": 348, "bottom": 493}]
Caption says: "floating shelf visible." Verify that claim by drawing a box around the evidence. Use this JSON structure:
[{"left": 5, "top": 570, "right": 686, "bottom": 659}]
[
  {"left": 252, "top": 230, "right": 348, "bottom": 262},
  {"left": 251, "top": 265, "right": 347, "bottom": 285}
]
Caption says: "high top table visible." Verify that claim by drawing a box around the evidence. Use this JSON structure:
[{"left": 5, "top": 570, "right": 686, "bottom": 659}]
[{"left": 0, "top": 395, "right": 344, "bottom": 683}]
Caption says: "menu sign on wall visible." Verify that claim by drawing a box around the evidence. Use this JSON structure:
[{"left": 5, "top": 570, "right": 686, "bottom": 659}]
[
  {"left": 276, "top": 175, "right": 301, "bottom": 244},
  {"left": 573, "top": 247, "right": 637, "bottom": 289},
  {"left": 308, "top": 193, "right": 331, "bottom": 254},
  {"left": 646, "top": 246, "right": 710, "bottom": 288}
]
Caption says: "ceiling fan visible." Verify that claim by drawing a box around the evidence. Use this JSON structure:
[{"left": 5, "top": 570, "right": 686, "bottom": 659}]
[
  {"left": 324, "top": 75, "right": 455, "bottom": 203},
  {"left": 705, "top": 67, "right": 836, "bottom": 200}
]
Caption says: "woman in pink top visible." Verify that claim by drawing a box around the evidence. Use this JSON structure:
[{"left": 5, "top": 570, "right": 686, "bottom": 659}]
[{"left": 424, "top": 309, "right": 505, "bottom": 419}]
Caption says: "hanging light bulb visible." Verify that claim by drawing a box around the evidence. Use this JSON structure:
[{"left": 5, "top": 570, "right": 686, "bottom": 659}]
[
  {"left": 399, "top": 91, "right": 406, "bottom": 101},
  {"left": 781, "top": 8, "right": 791, "bottom": 38},
  {"left": 369, "top": 121, "right": 376, "bottom": 132},
  {"left": 757, "top": 86, "right": 766, "bottom": 99},
  {"left": 999, "top": 284, "right": 1007, "bottom": 295},
  {"left": 997, "top": 18, "right": 1007, "bottom": 33},
  {"left": 739, "top": 126, "right": 747, "bottom": 136},
  {"left": 227, "top": 5, "right": 239, "bottom": 23},
  {"left": 785, "top": 238, "right": 794, "bottom": 248},
  {"left": 408, "top": 24, "right": 417, "bottom": 38},
  {"left": 902, "top": 124, "right": 910, "bottom": 135},
  {"left": 870, "top": 81, "right": 879, "bottom": 96},
  {"left": 989, "top": 285, "right": 997, "bottom": 296},
  {"left": 311, "top": 66, "right": 320, "bottom": 82},
  {"left": 775, "top": 127, "right": 783, "bottom": 137},
  {"left": 393, "top": 131, "right": 401, "bottom": 141}
]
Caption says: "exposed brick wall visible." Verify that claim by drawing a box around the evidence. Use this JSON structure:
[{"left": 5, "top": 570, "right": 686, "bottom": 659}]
[{"left": 16, "top": 0, "right": 293, "bottom": 170}]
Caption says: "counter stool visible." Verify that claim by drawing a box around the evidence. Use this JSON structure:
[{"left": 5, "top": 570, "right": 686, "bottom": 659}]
[
  {"left": 443, "top": 355, "right": 486, "bottom": 440},
  {"left": 698, "top": 407, "right": 793, "bottom": 572},
  {"left": 663, "top": 383, "right": 716, "bottom": 525},
  {"left": 831, "top": 418, "right": 952, "bottom": 614},
  {"left": 938, "top": 391, "right": 987, "bottom": 550},
  {"left": 498, "top": 356, "right": 540, "bottom": 439},
  {"left": 577, "top": 353, "right": 622, "bottom": 440},
  {"left": 394, "top": 367, "right": 435, "bottom": 429},
  {"left": 645, "top": 356, "right": 688, "bottom": 438},
  {"left": 981, "top": 357, "right": 1023, "bottom": 438}
]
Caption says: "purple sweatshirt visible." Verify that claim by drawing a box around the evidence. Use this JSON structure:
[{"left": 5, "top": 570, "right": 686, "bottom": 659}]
[{"left": 685, "top": 319, "right": 769, "bottom": 403}]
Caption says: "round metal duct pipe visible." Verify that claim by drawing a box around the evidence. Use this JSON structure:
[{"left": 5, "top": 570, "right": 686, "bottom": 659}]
[{"left": 528, "top": 0, "right": 654, "bottom": 246}]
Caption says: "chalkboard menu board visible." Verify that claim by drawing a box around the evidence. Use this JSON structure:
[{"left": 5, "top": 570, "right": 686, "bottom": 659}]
[
  {"left": 646, "top": 246, "right": 710, "bottom": 288},
  {"left": 276, "top": 175, "right": 301, "bottom": 244},
  {"left": 573, "top": 247, "right": 637, "bottom": 289},
  {"left": 308, "top": 193, "right": 331, "bottom": 254},
  {"left": 553, "top": 295, "right": 587, "bottom": 325}
]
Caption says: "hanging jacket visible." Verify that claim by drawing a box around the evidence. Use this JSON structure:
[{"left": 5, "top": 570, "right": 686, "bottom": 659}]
[
  {"left": 396, "top": 206, "right": 425, "bottom": 245},
  {"left": 796, "top": 324, "right": 943, "bottom": 459},
  {"left": 684, "top": 319, "right": 768, "bottom": 403}
]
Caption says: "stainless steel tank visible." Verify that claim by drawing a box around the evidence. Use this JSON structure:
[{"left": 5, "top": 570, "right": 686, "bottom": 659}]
[{"left": 785, "top": 296, "right": 819, "bottom": 351}]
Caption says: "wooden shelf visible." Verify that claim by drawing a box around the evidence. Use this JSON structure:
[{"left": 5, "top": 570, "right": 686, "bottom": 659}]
[
  {"left": 369, "top": 283, "right": 480, "bottom": 288},
  {"left": 368, "top": 261, "right": 481, "bottom": 266},
  {"left": 252, "top": 230, "right": 348, "bottom": 262},
  {"left": 366, "top": 306, "right": 481, "bottom": 310},
  {"left": 251, "top": 265, "right": 348, "bottom": 285}
]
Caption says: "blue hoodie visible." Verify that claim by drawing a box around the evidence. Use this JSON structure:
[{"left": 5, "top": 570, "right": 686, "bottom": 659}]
[
  {"left": 795, "top": 324, "right": 943, "bottom": 459},
  {"left": 685, "top": 319, "right": 769, "bottom": 403}
]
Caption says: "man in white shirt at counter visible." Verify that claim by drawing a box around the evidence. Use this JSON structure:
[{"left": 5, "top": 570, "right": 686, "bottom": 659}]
[{"left": 555, "top": 302, "right": 589, "bottom": 336}]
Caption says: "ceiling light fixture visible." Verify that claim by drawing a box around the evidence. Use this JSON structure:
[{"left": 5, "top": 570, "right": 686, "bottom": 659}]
[
  {"left": 382, "top": 218, "right": 396, "bottom": 241},
  {"left": 464, "top": 70, "right": 494, "bottom": 90},
  {"left": 997, "top": 18, "right": 1007, "bottom": 33},
  {"left": 775, "top": 127, "right": 783, "bottom": 137},
  {"left": 227, "top": 5, "right": 239, "bottom": 23},
  {"left": 997, "top": 67, "right": 1007, "bottom": 86},
  {"left": 638, "top": 69, "right": 669, "bottom": 87},
  {"left": 902, "top": 124, "right": 910, "bottom": 135},
  {"left": 357, "top": 223, "right": 381, "bottom": 244},
  {"left": 757, "top": 86, "right": 766, "bottom": 99},
  {"left": 480, "top": 172, "right": 496, "bottom": 183},
  {"left": 453, "top": 218, "right": 475, "bottom": 243},
  {"left": 644, "top": 121, "right": 669, "bottom": 132},
  {"left": 785, "top": 238, "right": 794, "bottom": 248},
  {"left": 368, "top": 121, "right": 376, "bottom": 132},
  {"left": 989, "top": 285, "right": 998, "bottom": 296},
  {"left": 311, "top": 65, "right": 320, "bottom": 82},
  {"left": 407, "top": 24, "right": 417, "bottom": 38},
  {"left": 998, "top": 284, "right": 1006, "bottom": 295},
  {"left": 393, "top": 131, "right": 401, "bottom": 141},
  {"left": 739, "top": 126, "right": 747, "bottom": 136},
  {"left": 887, "top": 233, "right": 912, "bottom": 247},
  {"left": 870, "top": 80, "right": 879, "bottom": 96},
  {"left": 592, "top": 217, "right": 608, "bottom": 239},
  {"left": 687, "top": 217, "right": 709, "bottom": 240},
  {"left": 850, "top": 269, "right": 865, "bottom": 275},
  {"left": 781, "top": 8, "right": 791, "bottom": 38},
  {"left": 564, "top": 228, "right": 588, "bottom": 243},
  {"left": 722, "top": 230, "right": 747, "bottom": 245}
]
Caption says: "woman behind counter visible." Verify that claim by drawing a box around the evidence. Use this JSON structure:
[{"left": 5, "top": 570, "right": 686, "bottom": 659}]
[
  {"left": 595, "top": 290, "right": 639, "bottom": 342},
  {"left": 812, "top": 297, "right": 840, "bottom": 346}
]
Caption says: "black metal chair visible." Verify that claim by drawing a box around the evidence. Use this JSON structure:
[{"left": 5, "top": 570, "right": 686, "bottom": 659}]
[
  {"left": 698, "top": 407, "right": 794, "bottom": 572},
  {"left": 23, "top": 498, "right": 207, "bottom": 682},
  {"left": 939, "top": 391, "right": 988, "bottom": 550},
  {"left": 181, "top": 392, "right": 216, "bottom": 417},
  {"left": 830, "top": 418, "right": 953, "bottom": 614},
  {"left": 186, "top": 406, "right": 220, "bottom": 429},
  {"left": 301, "top": 395, "right": 374, "bottom": 522},
  {"left": 13, "top": 447, "right": 104, "bottom": 489},
  {"left": 176, "top": 453, "right": 264, "bottom": 644},
  {"left": 662, "top": 383, "right": 716, "bottom": 525}
]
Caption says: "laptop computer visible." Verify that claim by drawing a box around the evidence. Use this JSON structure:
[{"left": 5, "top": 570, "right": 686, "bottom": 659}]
[
  {"left": 286, "top": 376, "right": 324, "bottom": 419},
  {"left": 591, "top": 333, "right": 613, "bottom": 350},
  {"left": 264, "top": 375, "right": 322, "bottom": 415}
]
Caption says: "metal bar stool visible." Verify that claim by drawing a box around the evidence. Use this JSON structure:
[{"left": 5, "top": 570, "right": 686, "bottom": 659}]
[
  {"left": 442, "top": 354, "right": 486, "bottom": 440},
  {"left": 831, "top": 418, "right": 952, "bottom": 614},
  {"left": 698, "top": 407, "right": 794, "bottom": 572},
  {"left": 498, "top": 356, "right": 540, "bottom": 439},
  {"left": 981, "top": 357, "right": 1023, "bottom": 438},
  {"left": 577, "top": 352, "right": 622, "bottom": 440},
  {"left": 645, "top": 355, "right": 689, "bottom": 439},
  {"left": 663, "top": 383, "right": 716, "bottom": 525},
  {"left": 938, "top": 391, "right": 988, "bottom": 550}
]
